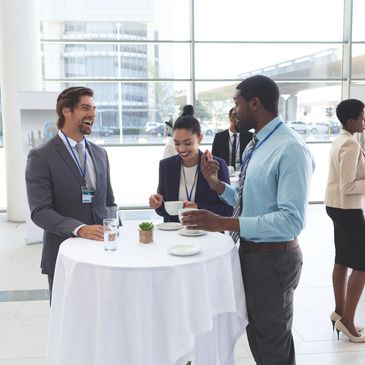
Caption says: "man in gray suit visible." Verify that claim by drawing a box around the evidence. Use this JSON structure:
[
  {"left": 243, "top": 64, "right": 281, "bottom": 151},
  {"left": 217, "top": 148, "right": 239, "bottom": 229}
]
[{"left": 25, "top": 86, "right": 116, "bottom": 299}]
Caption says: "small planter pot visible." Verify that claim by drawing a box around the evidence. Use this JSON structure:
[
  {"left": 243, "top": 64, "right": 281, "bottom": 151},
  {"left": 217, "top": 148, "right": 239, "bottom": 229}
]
[{"left": 139, "top": 229, "right": 153, "bottom": 244}]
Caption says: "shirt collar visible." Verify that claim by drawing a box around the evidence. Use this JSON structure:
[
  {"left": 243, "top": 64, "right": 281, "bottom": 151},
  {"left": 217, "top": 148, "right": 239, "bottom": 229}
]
[
  {"left": 339, "top": 129, "right": 352, "bottom": 137},
  {"left": 255, "top": 115, "right": 282, "bottom": 142},
  {"left": 58, "top": 130, "right": 85, "bottom": 147},
  {"left": 228, "top": 129, "right": 239, "bottom": 138}
]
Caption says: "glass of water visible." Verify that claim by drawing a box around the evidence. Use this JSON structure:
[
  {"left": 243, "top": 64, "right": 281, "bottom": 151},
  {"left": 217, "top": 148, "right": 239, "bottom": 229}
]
[
  {"left": 103, "top": 218, "right": 118, "bottom": 251},
  {"left": 106, "top": 206, "right": 120, "bottom": 236}
]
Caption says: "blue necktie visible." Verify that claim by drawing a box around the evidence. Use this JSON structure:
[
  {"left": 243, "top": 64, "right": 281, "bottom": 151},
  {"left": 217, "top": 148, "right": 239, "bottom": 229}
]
[{"left": 230, "top": 135, "right": 258, "bottom": 243}]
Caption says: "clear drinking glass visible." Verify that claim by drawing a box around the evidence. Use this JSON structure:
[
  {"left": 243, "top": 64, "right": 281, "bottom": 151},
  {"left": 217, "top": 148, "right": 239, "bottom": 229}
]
[
  {"left": 106, "top": 206, "right": 120, "bottom": 236},
  {"left": 103, "top": 218, "right": 118, "bottom": 251}
]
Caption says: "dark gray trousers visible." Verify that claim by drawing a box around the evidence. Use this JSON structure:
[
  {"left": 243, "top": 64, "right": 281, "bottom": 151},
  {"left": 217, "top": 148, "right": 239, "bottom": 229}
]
[{"left": 239, "top": 246, "right": 302, "bottom": 365}]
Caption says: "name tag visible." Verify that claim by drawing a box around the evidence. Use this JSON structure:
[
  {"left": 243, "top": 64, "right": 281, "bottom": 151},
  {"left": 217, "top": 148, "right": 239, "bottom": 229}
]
[{"left": 81, "top": 186, "right": 94, "bottom": 204}]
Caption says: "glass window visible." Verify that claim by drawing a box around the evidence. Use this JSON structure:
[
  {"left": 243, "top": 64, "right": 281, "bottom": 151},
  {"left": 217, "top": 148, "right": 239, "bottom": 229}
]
[
  {"left": 351, "top": 45, "right": 365, "bottom": 79},
  {"left": 352, "top": 0, "right": 365, "bottom": 41},
  {"left": 194, "top": 0, "right": 343, "bottom": 41},
  {"left": 44, "top": 81, "right": 190, "bottom": 144},
  {"left": 39, "top": 0, "right": 190, "bottom": 41},
  {"left": 42, "top": 42, "right": 190, "bottom": 80},
  {"left": 196, "top": 81, "right": 342, "bottom": 143},
  {"left": 195, "top": 44, "right": 343, "bottom": 80}
]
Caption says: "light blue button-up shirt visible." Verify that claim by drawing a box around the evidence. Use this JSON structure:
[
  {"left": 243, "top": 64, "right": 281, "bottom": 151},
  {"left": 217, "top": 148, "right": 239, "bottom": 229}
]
[{"left": 220, "top": 116, "right": 315, "bottom": 242}]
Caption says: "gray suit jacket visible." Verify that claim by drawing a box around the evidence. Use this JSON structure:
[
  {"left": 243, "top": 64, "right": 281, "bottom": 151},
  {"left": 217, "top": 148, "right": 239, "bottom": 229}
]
[{"left": 25, "top": 135, "right": 115, "bottom": 276}]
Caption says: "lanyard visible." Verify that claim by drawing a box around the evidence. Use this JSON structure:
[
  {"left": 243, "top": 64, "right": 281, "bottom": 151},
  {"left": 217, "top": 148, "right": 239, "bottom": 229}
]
[
  {"left": 239, "top": 121, "right": 283, "bottom": 174},
  {"left": 61, "top": 131, "right": 87, "bottom": 179},
  {"left": 182, "top": 165, "right": 199, "bottom": 201}
]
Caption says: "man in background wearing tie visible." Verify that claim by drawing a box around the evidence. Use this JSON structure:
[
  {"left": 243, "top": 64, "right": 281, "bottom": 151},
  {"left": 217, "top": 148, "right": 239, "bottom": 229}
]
[
  {"left": 26, "top": 86, "right": 116, "bottom": 300},
  {"left": 211, "top": 107, "right": 253, "bottom": 171},
  {"left": 181, "top": 75, "right": 314, "bottom": 365}
]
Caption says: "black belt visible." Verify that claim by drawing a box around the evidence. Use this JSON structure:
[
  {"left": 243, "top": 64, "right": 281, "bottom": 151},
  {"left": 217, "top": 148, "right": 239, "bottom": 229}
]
[{"left": 239, "top": 238, "right": 299, "bottom": 253}]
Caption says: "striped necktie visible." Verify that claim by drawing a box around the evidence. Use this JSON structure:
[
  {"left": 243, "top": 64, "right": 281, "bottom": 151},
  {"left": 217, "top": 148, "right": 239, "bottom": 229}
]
[{"left": 230, "top": 134, "right": 258, "bottom": 243}]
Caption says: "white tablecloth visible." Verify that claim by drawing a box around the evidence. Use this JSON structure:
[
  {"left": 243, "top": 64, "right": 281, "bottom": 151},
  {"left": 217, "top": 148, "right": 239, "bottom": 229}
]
[{"left": 47, "top": 221, "right": 248, "bottom": 365}]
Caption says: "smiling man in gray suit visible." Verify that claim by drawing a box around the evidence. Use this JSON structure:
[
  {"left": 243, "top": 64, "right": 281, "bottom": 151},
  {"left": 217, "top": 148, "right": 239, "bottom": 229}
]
[{"left": 26, "top": 86, "right": 116, "bottom": 299}]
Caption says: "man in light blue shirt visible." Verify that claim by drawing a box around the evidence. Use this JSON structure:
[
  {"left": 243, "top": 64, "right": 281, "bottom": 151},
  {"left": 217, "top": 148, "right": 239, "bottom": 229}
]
[{"left": 181, "top": 75, "right": 315, "bottom": 365}]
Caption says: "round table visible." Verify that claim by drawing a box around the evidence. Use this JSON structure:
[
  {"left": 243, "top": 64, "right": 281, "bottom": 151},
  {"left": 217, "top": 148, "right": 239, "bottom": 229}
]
[{"left": 47, "top": 221, "right": 247, "bottom": 365}]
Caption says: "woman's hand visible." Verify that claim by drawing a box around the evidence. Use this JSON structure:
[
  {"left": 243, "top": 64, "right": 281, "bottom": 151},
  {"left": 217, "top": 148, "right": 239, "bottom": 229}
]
[
  {"left": 183, "top": 201, "right": 198, "bottom": 209},
  {"left": 149, "top": 193, "right": 164, "bottom": 209}
]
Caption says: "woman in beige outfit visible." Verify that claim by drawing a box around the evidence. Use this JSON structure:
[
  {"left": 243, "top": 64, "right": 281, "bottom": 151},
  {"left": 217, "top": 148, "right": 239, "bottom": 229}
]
[{"left": 325, "top": 98, "right": 365, "bottom": 342}]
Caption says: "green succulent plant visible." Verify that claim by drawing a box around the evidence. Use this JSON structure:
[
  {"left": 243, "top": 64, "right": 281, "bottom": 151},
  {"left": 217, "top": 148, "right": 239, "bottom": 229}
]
[{"left": 138, "top": 222, "right": 154, "bottom": 231}]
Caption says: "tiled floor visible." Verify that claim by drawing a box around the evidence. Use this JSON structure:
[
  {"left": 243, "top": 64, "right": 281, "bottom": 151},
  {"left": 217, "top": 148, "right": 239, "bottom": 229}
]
[{"left": 0, "top": 205, "right": 365, "bottom": 364}]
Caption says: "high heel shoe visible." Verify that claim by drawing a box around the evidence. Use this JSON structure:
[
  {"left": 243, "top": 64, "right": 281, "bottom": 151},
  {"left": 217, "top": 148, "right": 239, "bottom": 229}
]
[
  {"left": 335, "top": 320, "right": 365, "bottom": 343},
  {"left": 330, "top": 311, "right": 364, "bottom": 332}
]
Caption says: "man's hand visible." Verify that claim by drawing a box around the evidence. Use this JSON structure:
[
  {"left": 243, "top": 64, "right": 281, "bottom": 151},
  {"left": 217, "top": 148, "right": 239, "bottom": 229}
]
[
  {"left": 180, "top": 209, "right": 225, "bottom": 232},
  {"left": 149, "top": 193, "right": 164, "bottom": 209},
  {"left": 77, "top": 225, "right": 104, "bottom": 241},
  {"left": 200, "top": 150, "right": 225, "bottom": 193}
]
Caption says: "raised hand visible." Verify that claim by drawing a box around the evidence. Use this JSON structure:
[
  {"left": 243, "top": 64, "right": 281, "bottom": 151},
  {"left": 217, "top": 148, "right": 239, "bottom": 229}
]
[
  {"left": 149, "top": 193, "right": 164, "bottom": 209},
  {"left": 200, "top": 150, "right": 225, "bottom": 193}
]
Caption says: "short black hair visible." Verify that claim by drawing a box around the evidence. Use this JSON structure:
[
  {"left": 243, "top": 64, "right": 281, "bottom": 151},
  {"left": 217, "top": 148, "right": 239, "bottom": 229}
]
[
  {"left": 173, "top": 115, "right": 201, "bottom": 135},
  {"left": 336, "top": 99, "right": 364, "bottom": 126},
  {"left": 236, "top": 75, "right": 279, "bottom": 114},
  {"left": 229, "top": 107, "right": 236, "bottom": 117}
]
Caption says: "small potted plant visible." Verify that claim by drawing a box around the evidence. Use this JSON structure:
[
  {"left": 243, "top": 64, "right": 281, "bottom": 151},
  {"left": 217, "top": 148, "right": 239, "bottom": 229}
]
[{"left": 138, "top": 222, "right": 154, "bottom": 244}]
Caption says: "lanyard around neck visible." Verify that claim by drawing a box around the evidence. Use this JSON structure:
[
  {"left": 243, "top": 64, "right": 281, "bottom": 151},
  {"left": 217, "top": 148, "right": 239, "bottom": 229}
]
[
  {"left": 182, "top": 164, "right": 199, "bottom": 201},
  {"left": 239, "top": 121, "right": 283, "bottom": 174},
  {"left": 61, "top": 131, "right": 87, "bottom": 179}
]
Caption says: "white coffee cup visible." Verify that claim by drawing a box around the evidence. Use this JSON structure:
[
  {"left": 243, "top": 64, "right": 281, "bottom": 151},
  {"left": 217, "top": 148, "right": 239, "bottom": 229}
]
[{"left": 164, "top": 200, "right": 184, "bottom": 216}]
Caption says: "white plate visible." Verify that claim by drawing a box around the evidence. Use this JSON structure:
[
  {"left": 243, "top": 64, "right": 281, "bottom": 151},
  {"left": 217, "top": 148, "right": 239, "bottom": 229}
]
[
  {"left": 156, "top": 222, "right": 182, "bottom": 231},
  {"left": 167, "top": 244, "right": 200, "bottom": 256},
  {"left": 178, "top": 228, "right": 207, "bottom": 237}
]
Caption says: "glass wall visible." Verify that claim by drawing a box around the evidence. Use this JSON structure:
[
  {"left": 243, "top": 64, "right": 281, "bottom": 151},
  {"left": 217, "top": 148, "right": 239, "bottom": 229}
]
[{"left": 1, "top": 0, "right": 364, "bottom": 208}]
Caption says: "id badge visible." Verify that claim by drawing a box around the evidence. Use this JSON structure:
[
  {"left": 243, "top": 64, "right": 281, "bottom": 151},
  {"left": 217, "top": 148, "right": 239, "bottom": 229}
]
[{"left": 81, "top": 186, "right": 94, "bottom": 204}]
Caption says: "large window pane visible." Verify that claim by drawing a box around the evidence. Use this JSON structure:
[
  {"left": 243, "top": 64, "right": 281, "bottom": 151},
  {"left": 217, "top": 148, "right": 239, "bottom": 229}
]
[
  {"left": 43, "top": 43, "right": 190, "bottom": 80},
  {"left": 352, "top": 0, "right": 365, "bottom": 41},
  {"left": 195, "top": 44, "right": 343, "bottom": 80},
  {"left": 40, "top": 0, "right": 190, "bottom": 41},
  {"left": 0, "top": 86, "right": 3, "bottom": 147},
  {"left": 195, "top": 81, "right": 342, "bottom": 142},
  {"left": 351, "top": 45, "right": 365, "bottom": 78},
  {"left": 44, "top": 81, "right": 190, "bottom": 144},
  {"left": 195, "top": 0, "right": 343, "bottom": 41}
]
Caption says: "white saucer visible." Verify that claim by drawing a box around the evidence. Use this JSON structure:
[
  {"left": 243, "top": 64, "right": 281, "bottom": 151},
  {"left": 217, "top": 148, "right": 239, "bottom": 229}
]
[
  {"left": 156, "top": 222, "right": 182, "bottom": 231},
  {"left": 167, "top": 244, "right": 200, "bottom": 256},
  {"left": 178, "top": 228, "right": 206, "bottom": 237}
]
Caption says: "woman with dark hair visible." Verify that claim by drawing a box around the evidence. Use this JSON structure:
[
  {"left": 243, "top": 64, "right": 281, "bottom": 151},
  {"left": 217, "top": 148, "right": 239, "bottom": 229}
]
[
  {"left": 162, "top": 105, "right": 195, "bottom": 159},
  {"left": 325, "top": 98, "right": 365, "bottom": 342},
  {"left": 150, "top": 115, "right": 232, "bottom": 222}
]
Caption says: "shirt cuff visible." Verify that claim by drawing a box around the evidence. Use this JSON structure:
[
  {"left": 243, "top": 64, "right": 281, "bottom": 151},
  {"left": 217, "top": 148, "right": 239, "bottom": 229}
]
[{"left": 73, "top": 224, "right": 86, "bottom": 236}]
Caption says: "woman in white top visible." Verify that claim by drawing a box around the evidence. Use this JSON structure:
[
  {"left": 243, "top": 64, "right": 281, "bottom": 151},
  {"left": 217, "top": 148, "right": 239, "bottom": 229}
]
[{"left": 325, "top": 98, "right": 365, "bottom": 342}]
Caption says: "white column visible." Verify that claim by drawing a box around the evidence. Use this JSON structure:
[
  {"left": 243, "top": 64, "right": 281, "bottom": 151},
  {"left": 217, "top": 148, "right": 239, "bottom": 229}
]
[{"left": 0, "top": 0, "right": 42, "bottom": 222}]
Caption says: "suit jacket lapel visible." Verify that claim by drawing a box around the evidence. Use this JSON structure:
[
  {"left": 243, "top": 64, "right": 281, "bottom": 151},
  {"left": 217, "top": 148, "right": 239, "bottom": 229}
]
[
  {"left": 53, "top": 135, "right": 85, "bottom": 186},
  {"left": 223, "top": 130, "right": 230, "bottom": 163},
  {"left": 171, "top": 156, "right": 181, "bottom": 200}
]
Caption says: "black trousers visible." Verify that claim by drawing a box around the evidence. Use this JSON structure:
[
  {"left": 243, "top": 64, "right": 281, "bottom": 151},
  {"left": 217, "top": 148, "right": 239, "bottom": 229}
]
[{"left": 239, "top": 245, "right": 302, "bottom": 365}]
